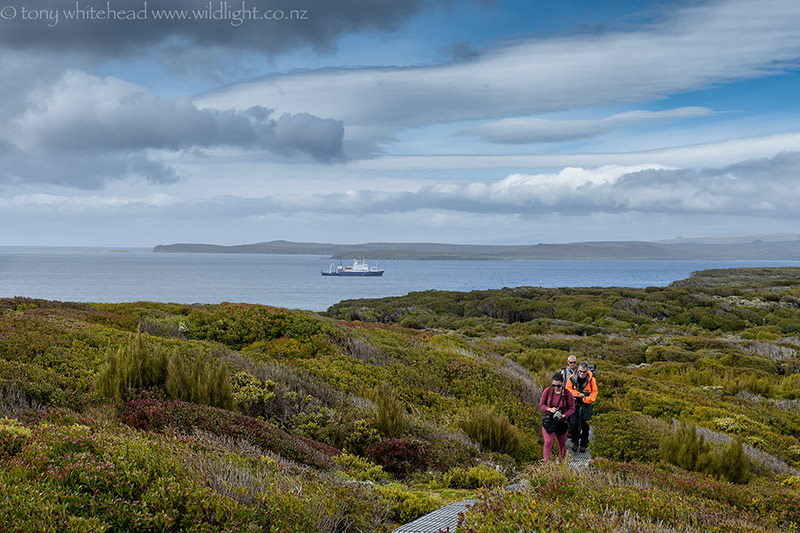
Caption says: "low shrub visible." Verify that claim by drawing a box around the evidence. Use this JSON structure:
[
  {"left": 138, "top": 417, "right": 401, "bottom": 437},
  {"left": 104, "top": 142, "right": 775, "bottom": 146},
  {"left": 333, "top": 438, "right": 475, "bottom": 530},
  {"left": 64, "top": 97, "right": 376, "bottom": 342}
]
[
  {"left": 375, "top": 483, "right": 441, "bottom": 524},
  {"left": 121, "top": 398, "right": 335, "bottom": 469},
  {"left": 592, "top": 411, "right": 665, "bottom": 463},
  {"left": 0, "top": 416, "right": 31, "bottom": 457},
  {"left": 459, "top": 406, "right": 524, "bottom": 458},
  {"left": 333, "top": 452, "right": 386, "bottom": 481},
  {"left": 432, "top": 465, "right": 507, "bottom": 490},
  {"left": 367, "top": 437, "right": 431, "bottom": 475}
]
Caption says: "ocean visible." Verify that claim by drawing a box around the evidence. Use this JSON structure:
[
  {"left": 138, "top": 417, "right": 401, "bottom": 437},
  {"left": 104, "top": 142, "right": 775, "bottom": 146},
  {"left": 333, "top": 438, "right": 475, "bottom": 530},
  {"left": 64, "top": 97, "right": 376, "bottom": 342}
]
[{"left": 2, "top": 247, "right": 800, "bottom": 312}]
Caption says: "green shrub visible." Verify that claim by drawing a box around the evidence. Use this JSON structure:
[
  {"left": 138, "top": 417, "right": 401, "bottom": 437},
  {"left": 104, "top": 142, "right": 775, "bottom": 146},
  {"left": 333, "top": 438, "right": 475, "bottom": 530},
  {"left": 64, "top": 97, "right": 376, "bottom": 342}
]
[
  {"left": 718, "top": 437, "right": 750, "bottom": 484},
  {"left": 592, "top": 411, "right": 664, "bottom": 463},
  {"left": 122, "top": 398, "right": 336, "bottom": 469},
  {"left": 459, "top": 406, "right": 524, "bottom": 458},
  {"left": 0, "top": 416, "right": 31, "bottom": 457},
  {"left": 433, "top": 465, "right": 507, "bottom": 490},
  {"left": 333, "top": 452, "right": 386, "bottom": 481},
  {"left": 95, "top": 332, "right": 232, "bottom": 409},
  {"left": 660, "top": 422, "right": 751, "bottom": 484},
  {"left": 373, "top": 381, "right": 406, "bottom": 438},
  {"left": 375, "top": 484, "right": 441, "bottom": 524},
  {"left": 95, "top": 331, "right": 168, "bottom": 397}
]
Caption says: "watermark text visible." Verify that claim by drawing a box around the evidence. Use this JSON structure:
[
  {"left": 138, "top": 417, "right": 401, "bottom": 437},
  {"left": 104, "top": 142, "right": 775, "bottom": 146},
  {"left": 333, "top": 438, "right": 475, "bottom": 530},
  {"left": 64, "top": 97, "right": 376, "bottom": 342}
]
[{"left": 0, "top": 1, "right": 310, "bottom": 27}]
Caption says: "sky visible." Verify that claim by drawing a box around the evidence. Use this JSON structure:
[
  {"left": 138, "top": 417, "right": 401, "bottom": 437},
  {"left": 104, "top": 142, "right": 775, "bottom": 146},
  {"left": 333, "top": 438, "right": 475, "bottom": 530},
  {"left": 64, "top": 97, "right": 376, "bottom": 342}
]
[{"left": 1, "top": 0, "right": 800, "bottom": 247}]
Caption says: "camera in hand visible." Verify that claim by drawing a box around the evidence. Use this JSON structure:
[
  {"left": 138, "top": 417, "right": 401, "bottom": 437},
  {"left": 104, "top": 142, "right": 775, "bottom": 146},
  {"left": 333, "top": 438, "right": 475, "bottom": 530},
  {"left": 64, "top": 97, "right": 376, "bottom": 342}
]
[{"left": 553, "top": 410, "right": 563, "bottom": 420}]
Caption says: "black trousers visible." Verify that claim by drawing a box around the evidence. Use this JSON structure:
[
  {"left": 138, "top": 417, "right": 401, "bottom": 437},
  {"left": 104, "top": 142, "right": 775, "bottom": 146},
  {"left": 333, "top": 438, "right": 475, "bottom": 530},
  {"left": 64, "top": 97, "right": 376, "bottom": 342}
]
[
  {"left": 570, "top": 419, "right": 590, "bottom": 446},
  {"left": 570, "top": 404, "right": 591, "bottom": 446}
]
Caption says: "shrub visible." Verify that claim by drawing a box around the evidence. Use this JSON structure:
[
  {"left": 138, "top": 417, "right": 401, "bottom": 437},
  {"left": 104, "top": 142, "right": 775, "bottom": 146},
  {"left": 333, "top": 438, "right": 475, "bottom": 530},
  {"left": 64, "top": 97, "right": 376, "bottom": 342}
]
[
  {"left": 661, "top": 422, "right": 751, "bottom": 484},
  {"left": 375, "top": 484, "right": 441, "bottom": 524},
  {"left": 231, "top": 371, "right": 276, "bottom": 415},
  {"left": 373, "top": 381, "right": 406, "bottom": 438},
  {"left": 459, "top": 406, "right": 524, "bottom": 458},
  {"left": 121, "top": 398, "right": 335, "bottom": 469},
  {"left": 96, "top": 332, "right": 232, "bottom": 409},
  {"left": 367, "top": 437, "right": 431, "bottom": 475},
  {"left": 0, "top": 416, "right": 32, "bottom": 457},
  {"left": 433, "top": 465, "right": 508, "bottom": 490},
  {"left": 95, "top": 331, "right": 168, "bottom": 397},
  {"left": 592, "top": 411, "right": 665, "bottom": 463},
  {"left": 333, "top": 452, "right": 386, "bottom": 481},
  {"left": 312, "top": 414, "right": 381, "bottom": 456}
]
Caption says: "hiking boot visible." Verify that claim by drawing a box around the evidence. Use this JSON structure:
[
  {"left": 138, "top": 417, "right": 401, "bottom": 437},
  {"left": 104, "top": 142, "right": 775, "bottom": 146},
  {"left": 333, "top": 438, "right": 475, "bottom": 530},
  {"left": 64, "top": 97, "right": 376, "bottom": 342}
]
[
  {"left": 572, "top": 442, "right": 579, "bottom": 452},
  {"left": 579, "top": 445, "right": 587, "bottom": 453}
]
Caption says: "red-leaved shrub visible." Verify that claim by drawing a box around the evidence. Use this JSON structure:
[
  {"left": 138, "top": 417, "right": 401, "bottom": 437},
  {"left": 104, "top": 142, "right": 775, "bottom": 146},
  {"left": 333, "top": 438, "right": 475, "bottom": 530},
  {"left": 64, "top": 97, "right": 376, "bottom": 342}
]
[{"left": 366, "top": 437, "right": 430, "bottom": 474}]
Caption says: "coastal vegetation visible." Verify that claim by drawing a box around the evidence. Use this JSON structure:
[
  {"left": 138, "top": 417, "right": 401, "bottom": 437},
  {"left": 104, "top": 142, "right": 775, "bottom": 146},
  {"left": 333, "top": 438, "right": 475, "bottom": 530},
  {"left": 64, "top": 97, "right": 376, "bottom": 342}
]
[
  {"left": 1, "top": 267, "right": 799, "bottom": 530},
  {"left": 153, "top": 238, "right": 800, "bottom": 260}
]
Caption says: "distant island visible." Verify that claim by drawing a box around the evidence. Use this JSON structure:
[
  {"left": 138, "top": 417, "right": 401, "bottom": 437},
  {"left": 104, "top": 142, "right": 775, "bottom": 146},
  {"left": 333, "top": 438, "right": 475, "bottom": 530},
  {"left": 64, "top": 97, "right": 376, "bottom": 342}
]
[{"left": 153, "top": 235, "right": 800, "bottom": 260}]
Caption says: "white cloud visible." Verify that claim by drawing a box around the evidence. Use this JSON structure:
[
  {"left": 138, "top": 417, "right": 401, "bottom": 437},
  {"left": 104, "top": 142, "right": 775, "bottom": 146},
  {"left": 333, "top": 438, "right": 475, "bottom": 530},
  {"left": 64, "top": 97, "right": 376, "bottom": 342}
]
[
  {"left": 461, "top": 107, "right": 715, "bottom": 144},
  {"left": 9, "top": 151, "right": 786, "bottom": 221},
  {"left": 349, "top": 131, "right": 800, "bottom": 171}
]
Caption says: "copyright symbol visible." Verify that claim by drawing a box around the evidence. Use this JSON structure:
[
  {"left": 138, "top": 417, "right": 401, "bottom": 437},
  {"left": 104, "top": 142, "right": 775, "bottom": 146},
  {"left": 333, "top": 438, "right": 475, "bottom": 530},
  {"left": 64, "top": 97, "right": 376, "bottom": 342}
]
[{"left": 0, "top": 5, "right": 16, "bottom": 19}]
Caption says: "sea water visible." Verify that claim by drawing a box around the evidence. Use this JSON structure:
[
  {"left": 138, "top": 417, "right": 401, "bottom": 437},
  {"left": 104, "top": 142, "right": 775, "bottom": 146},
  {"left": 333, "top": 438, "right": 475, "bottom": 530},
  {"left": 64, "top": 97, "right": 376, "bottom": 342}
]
[{"left": 2, "top": 247, "right": 800, "bottom": 312}]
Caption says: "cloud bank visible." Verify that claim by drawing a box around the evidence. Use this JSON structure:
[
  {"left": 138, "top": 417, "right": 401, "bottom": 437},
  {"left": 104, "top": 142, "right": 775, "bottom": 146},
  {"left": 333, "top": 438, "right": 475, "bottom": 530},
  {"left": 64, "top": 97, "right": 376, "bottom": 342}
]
[{"left": 9, "top": 151, "right": 794, "bottom": 219}]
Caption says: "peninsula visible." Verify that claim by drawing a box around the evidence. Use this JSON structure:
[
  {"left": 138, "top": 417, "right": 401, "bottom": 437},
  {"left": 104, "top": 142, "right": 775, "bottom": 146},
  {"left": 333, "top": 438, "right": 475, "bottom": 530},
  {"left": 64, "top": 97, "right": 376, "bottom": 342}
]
[{"left": 153, "top": 236, "right": 800, "bottom": 260}]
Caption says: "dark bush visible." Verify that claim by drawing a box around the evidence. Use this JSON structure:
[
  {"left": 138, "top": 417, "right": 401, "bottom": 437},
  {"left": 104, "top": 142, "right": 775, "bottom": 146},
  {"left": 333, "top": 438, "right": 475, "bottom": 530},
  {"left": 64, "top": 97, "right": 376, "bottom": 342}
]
[{"left": 367, "top": 437, "right": 430, "bottom": 474}]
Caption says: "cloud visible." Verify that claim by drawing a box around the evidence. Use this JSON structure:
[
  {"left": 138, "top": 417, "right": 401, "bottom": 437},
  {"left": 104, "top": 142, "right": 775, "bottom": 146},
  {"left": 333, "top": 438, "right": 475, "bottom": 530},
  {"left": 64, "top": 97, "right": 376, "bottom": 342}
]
[
  {"left": 122, "top": 151, "right": 800, "bottom": 218},
  {"left": 462, "top": 107, "right": 715, "bottom": 144},
  {"left": 197, "top": 0, "right": 800, "bottom": 145},
  {"left": 0, "top": 0, "right": 447, "bottom": 61},
  {"left": 0, "top": 147, "right": 179, "bottom": 188},
  {"left": 13, "top": 70, "right": 343, "bottom": 157},
  {"left": 350, "top": 131, "right": 800, "bottom": 171},
  {"left": 1, "top": 69, "right": 345, "bottom": 187}
]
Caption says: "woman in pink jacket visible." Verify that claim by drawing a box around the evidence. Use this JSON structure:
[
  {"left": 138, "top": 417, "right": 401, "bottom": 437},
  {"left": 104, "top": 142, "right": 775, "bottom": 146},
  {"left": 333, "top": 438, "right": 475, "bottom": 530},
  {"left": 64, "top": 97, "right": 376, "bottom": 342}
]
[{"left": 539, "top": 372, "right": 576, "bottom": 462}]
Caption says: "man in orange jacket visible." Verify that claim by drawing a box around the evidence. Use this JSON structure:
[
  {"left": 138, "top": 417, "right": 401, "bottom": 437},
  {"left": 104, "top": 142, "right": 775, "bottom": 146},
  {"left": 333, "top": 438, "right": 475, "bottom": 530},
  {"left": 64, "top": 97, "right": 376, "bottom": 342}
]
[{"left": 566, "top": 361, "right": 598, "bottom": 453}]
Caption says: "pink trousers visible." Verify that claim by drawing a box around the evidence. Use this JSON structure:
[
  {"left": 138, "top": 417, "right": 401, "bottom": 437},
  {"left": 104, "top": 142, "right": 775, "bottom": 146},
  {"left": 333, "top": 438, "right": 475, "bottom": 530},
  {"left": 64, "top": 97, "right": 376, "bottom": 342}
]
[{"left": 542, "top": 427, "right": 568, "bottom": 462}]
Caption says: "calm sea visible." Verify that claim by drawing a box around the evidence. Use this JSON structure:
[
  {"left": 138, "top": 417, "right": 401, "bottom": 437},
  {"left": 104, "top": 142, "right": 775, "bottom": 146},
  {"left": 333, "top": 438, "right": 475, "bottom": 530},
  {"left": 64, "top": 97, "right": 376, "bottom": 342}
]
[{"left": 2, "top": 247, "right": 800, "bottom": 312}]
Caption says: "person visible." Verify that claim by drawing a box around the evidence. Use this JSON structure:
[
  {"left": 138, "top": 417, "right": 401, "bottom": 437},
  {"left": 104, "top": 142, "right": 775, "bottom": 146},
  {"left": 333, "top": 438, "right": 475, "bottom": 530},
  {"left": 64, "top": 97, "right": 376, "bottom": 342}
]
[
  {"left": 559, "top": 354, "right": 578, "bottom": 384},
  {"left": 539, "top": 372, "right": 576, "bottom": 462},
  {"left": 566, "top": 362, "right": 598, "bottom": 453}
]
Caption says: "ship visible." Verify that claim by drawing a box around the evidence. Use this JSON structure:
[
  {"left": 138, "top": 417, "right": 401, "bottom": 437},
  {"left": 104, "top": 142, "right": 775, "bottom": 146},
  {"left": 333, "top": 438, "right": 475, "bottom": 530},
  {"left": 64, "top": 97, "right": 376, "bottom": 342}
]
[{"left": 321, "top": 258, "right": 384, "bottom": 276}]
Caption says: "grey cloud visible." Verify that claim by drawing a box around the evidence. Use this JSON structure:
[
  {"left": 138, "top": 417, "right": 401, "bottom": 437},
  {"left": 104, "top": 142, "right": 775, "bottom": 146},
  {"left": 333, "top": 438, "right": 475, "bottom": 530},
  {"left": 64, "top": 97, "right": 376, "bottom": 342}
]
[
  {"left": 169, "top": 151, "right": 800, "bottom": 218},
  {"left": 0, "top": 0, "right": 446, "bottom": 60},
  {"left": 14, "top": 70, "right": 344, "bottom": 159},
  {"left": 0, "top": 148, "right": 178, "bottom": 188},
  {"left": 1, "top": 69, "right": 344, "bottom": 187}
]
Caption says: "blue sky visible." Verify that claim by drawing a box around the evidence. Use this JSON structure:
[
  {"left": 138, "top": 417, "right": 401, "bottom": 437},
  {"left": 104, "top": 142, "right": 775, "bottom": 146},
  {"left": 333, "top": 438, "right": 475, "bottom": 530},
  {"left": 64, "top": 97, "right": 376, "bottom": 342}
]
[{"left": 1, "top": 0, "right": 800, "bottom": 246}]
